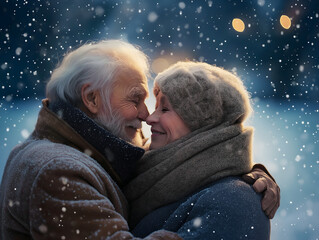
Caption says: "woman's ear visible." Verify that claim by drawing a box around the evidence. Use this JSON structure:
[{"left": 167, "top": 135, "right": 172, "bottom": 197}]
[{"left": 81, "top": 83, "right": 101, "bottom": 115}]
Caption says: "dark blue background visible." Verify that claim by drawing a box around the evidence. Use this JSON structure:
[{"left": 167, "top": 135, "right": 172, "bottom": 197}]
[{"left": 1, "top": 1, "right": 318, "bottom": 239}]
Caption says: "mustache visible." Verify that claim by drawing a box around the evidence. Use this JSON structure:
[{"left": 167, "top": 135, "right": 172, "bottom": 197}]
[{"left": 125, "top": 119, "right": 142, "bottom": 129}]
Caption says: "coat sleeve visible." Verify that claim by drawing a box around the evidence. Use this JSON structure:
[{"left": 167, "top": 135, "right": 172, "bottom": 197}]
[
  {"left": 29, "top": 157, "right": 181, "bottom": 240},
  {"left": 163, "top": 179, "right": 270, "bottom": 240}
]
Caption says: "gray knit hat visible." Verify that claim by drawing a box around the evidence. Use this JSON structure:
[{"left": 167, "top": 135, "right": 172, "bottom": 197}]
[{"left": 154, "top": 61, "right": 252, "bottom": 131}]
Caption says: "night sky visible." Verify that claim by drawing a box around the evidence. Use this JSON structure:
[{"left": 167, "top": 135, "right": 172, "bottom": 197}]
[{"left": 1, "top": 0, "right": 318, "bottom": 239}]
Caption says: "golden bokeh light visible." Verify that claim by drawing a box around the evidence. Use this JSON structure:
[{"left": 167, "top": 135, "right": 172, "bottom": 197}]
[
  {"left": 232, "top": 18, "right": 245, "bottom": 32},
  {"left": 151, "top": 58, "right": 170, "bottom": 74},
  {"left": 280, "top": 15, "right": 291, "bottom": 29}
]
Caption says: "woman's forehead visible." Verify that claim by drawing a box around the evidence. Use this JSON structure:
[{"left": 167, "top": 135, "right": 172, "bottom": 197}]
[{"left": 155, "top": 91, "right": 170, "bottom": 106}]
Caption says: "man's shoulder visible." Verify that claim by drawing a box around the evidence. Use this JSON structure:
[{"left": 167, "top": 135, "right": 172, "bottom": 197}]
[
  {"left": 7, "top": 137, "right": 100, "bottom": 176},
  {"left": 17, "top": 137, "right": 88, "bottom": 161},
  {"left": 4, "top": 137, "right": 114, "bottom": 196}
]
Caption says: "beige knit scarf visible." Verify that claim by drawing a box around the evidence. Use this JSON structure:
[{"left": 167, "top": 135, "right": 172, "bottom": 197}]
[{"left": 124, "top": 123, "right": 254, "bottom": 226}]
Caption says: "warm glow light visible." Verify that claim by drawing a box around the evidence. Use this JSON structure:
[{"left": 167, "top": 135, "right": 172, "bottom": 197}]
[
  {"left": 232, "top": 18, "right": 245, "bottom": 32},
  {"left": 280, "top": 15, "right": 291, "bottom": 29},
  {"left": 151, "top": 58, "right": 170, "bottom": 74}
]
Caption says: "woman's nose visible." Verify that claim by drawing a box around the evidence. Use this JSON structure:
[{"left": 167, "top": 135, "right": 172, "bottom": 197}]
[{"left": 146, "top": 111, "right": 158, "bottom": 125}]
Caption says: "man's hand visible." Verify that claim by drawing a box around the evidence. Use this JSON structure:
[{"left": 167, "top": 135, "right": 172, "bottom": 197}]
[{"left": 242, "top": 165, "right": 280, "bottom": 219}]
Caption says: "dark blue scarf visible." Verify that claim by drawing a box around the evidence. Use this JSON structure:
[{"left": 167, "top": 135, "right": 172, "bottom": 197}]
[{"left": 48, "top": 100, "right": 145, "bottom": 184}]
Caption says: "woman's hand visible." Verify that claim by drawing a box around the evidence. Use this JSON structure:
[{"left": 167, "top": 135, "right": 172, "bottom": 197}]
[{"left": 242, "top": 164, "right": 280, "bottom": 219}]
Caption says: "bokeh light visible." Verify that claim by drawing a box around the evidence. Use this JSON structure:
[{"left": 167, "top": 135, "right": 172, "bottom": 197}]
[
  {"left": 1, "top": 1, "right": 318, "bottom": 239},
  {"left": 151, "top": 58, "right": 170, "bottom": 74},
  {"left": 232, "top": 18, "right": 245, "bottom": 32},
  {"left": 280, "top": 15, "right": 292, "bottom": 29}
]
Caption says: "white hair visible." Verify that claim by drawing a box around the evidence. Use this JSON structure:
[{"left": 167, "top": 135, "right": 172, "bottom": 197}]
[
  {"left": 46, "top": 39, "right": 150, "bottom": 111},
  {"left": 46, "top": 40, "right": 149, "bottom": 140}
]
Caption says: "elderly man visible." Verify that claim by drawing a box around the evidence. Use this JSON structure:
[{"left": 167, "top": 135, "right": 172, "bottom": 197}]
[{"left": 0, "top": 40, "right": 279, "bottom": 239}]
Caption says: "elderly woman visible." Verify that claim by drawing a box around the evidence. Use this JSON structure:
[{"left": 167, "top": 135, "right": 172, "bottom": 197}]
[{"left": 124, "top": 61, "right": 273, "bottom": 239}]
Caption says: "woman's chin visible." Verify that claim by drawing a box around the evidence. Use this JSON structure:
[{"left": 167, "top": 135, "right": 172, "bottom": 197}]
[
  {"left": 151, "top": 132, "right": 176, "bottom": 149},
  {"left": 149, "top": 138, "right": 165, "bottom": 150}
]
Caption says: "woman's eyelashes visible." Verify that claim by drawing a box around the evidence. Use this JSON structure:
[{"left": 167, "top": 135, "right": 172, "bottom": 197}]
[
  {"left": 161, "top": 107, "right": 169, "bottom": 112},
  {"left": 155, "top": 104, "right": 169, "bottom": 112}
]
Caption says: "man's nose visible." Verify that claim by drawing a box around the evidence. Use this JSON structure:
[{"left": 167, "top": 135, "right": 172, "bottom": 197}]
[{"left": 138, "top": 102, "right": 149, "bottom": 121}]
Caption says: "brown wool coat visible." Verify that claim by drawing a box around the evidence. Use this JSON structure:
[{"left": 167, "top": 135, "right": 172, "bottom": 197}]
[{"left": 0, "top": 100, "right": 181, "bottom": 240}]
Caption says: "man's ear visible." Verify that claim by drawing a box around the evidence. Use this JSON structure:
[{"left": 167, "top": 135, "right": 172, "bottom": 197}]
[{"left": 81, "top": 83, "right": 100, "bottom": 115}]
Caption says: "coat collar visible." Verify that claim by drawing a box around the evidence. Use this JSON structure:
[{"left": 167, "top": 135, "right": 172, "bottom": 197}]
[{"left": 33, "top": 99, "right": 145, "bottom": 185}]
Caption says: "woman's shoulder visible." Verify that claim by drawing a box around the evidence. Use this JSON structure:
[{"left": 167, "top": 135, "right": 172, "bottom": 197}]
[
  {"left": 172, "top": 176, "right": 270, "bottom": 239},
  {"left": 205, "top": 176, "right": 257, "bottom": 195},
  {"left": 192, "top": 176, "right": 263, "bottom": 209},
  {"left": 185, "top": 176, "right": 270, "bottom": 230}
]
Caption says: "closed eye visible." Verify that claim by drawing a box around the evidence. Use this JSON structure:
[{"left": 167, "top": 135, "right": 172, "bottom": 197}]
[
  {"left": 132, "top": 99, "right": 139, "bottom": 105},
  {"left": 129, "top": 95, "right": 140, "bottom": 105},
  {"left": 129, "top": 87, "right": 146, "bottom": 105}
]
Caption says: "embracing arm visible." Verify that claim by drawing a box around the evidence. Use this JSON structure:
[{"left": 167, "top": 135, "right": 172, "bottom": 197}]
[
  {"left": 29, "top": 157, "right": 181, "bottom": 240},
  {"left": 242, "top": 164, "right": 280, "bottom": 219}
]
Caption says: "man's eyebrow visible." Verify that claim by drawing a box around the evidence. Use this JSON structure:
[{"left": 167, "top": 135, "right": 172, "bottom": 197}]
[{"left": 128, "top": 87, "right": 147, "bottom": 98}]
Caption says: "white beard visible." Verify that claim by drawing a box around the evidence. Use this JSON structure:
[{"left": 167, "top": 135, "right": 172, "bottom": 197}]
[{"left": 94, "top": 110, "right": 142, "bottom": 144}]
